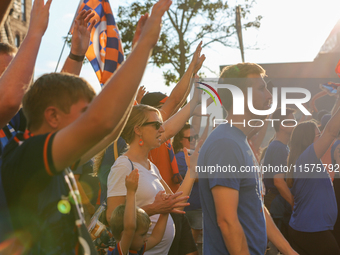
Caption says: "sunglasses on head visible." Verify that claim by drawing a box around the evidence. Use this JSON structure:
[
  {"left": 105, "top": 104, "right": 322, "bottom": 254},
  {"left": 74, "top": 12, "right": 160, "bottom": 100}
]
[
  {"left": 142, "top": 121, "right": 163, "bottom": 130},
  {"left": 183, "top": 134, "right": 198, "bottom": 142}
]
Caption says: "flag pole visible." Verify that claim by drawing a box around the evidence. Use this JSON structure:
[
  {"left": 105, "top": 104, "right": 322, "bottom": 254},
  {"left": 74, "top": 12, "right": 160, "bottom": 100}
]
[{"left": 54, "top": 0, "right": 84, "bottom": 72}]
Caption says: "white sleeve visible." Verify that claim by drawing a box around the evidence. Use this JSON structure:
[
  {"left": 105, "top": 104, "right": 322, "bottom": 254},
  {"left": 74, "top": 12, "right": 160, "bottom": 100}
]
[{"left": 107, "top": 157, "right": 131, "bottom": 198}]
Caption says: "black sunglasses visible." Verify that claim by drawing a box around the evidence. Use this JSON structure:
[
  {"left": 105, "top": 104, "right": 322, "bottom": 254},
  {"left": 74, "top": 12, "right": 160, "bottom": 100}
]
[
  {"left": 142, "top": 121, "right": 163, "bottom": 130},
  {"left": 183, "top": 134, "right": 198, "bottom": 142}
]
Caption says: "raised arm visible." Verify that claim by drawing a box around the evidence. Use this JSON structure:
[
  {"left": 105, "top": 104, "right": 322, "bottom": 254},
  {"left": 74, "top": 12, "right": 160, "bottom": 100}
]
[
  {"left": 331, "top": 88, "right": 340, "bottom": 116},
  {"left": 160, "top": 42, "right": 205, "bottom": 121},
  {"left": 172, "top": 141, "right": 202, "bottom": 210},
  {"left": 120, "top": 169, "right": 139, "bottom": 255},
  {"left": 61, "top": 10, "right": 96, "bottom": 75},
  {"left": 0, "top": 0, "right": 51, "bottom": 128},
  {"left": 160, "top": 83, "right": 201, "bottom": 142},
  {"left": 315, "top": 96, "right": 340, "bottom": 159},
  {"left": 198, "top": 114, "right": 211, "bottom": 144},
  {"left": 145, "top": 213, "right": 169, "bottom": 251},
  {"left": 191, "top": 95, "right": 213, "bottom": 135},
  {"left": 52, "top": 0, "right": 172, "bottom": 172}
]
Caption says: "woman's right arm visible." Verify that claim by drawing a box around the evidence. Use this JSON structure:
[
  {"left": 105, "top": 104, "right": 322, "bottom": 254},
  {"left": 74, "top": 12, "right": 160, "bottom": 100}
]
[
  {"left": 106, "top": 196, "right": 126, "bottom": 223},
  {"left": 315, "top": 97, "right": 340, "bottom": 159}
]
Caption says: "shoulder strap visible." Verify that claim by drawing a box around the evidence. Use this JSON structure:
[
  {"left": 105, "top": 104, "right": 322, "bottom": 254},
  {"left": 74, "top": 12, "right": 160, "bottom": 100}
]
[
  {"left": 127, "top": 158, "right": 134, "bottom": 171},
  {"left": 113, "top": 140, "right": 118, "bottom": 161}
]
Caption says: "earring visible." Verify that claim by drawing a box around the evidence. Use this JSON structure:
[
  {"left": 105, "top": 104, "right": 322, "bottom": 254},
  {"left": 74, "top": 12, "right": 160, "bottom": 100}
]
[{"left": 139, "top": 136, "right": 144, "bottom": 146}]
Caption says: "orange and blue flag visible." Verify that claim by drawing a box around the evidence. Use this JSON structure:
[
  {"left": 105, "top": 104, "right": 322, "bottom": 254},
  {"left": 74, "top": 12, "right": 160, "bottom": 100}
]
[
  {"left": 76, "top": 0, "right": 124, "bottom": 86},
  {"left": 336, "top": 60, "right": 340, "bottom": 78}
]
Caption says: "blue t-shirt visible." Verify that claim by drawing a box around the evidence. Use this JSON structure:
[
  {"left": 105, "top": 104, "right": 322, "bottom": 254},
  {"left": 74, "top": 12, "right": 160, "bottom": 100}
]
[
  {"left": 175, "top": 151, "right": 201, "bottom": 211},
  {"left": 263, "top": 140, "right": 289, "bottom": 193},
  {"left": 198, "top": 123, "right": 266, "bottom": 255},
  {"left": 108, "top": 242, "right": 146, "bottom": 255},
  {"left": 289, "top": 143, "right": 338, "bottom": 232}
]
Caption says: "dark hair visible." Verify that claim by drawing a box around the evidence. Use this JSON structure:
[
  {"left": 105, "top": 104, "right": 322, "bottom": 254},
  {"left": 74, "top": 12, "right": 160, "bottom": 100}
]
[
  {"left": 218, "top": 63, "right": 266, "bottom": 111},
  {"left": 173, "top": 123, "right": 191, "bottom": 154},
  {"left": 287, "top": 121, "right": 317, "bottom": 188},
  {"left": 23, "top": 73, "right": 95, "bottom": 131},
  {"left": 272, "top": 107, "right": 295, "bottom": 132}
]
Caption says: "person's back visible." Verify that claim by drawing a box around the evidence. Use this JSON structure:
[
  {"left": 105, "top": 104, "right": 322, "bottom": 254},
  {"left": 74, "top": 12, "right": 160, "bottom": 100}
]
[
  {"left": 263, "top": 140, "right": 289, "bottom": 193},
  {"left": 2, "top": 134, "right": 80, "bottom": 253},
  {"left": 290, "top": 143, "right": 337, "bottom": 232},
  {"left": 198, "top": 123, "right": 266, "bottom": 254}
]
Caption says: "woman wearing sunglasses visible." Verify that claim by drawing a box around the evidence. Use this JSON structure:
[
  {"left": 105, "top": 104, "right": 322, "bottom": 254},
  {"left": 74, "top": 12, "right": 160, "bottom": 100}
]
[
  {"left": 106, "top": 95, "right": 201, "bottom": 255},
  {"left": 286, "top": 104, "right": 340, "bottom": 254}
]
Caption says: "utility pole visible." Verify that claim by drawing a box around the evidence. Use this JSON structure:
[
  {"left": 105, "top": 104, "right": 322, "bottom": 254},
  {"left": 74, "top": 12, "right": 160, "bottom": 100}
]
[{"left": 236, "top": 5, "right": 245, "bottom": 62}]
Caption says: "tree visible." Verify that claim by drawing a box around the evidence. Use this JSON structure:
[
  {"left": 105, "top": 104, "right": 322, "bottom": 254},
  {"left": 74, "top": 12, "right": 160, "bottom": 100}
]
[{"left": 117, "top": 0, "right": 262, "bottom": 86}]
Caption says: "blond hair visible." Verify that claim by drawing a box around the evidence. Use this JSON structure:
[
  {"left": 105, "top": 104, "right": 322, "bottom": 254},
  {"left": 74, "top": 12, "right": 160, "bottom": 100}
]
[
  {"left": 110, "top": 204, "right": 151, "bottom": 240},
  {"left": 121, "top": 104, "right": 161, "bottom": 144}
]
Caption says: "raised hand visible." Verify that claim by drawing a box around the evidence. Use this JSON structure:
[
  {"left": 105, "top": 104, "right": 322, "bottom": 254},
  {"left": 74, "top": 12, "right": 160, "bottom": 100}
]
[
  {"left": 28, "top": 0, "right": 52, "bottom": 37},
  {"left": 125, "top": 169, "right": 139, "bottom": 192},
  {"left": 131, "top": 14, "right": 149, "bottom": 49},
  {"left": 189, "top": 41, "right": 206, "bottom": 74},
  {"left": 139, "top": 0, "right": 172, "bottom": 47},
  {"left": 192, "top": 81, "right": 203, "bottom": 104},
  {"left": 152, "top": 191, "right": 189, "bottom": 214},
  {"left": 184, "top": 140, "right": 203, "bottom": 178},
  {"left": 71, "top": 10, "right": 96, "bottom": 56},
  {"left": 136, "top": 85, "right": 147, "bottom": 104}
]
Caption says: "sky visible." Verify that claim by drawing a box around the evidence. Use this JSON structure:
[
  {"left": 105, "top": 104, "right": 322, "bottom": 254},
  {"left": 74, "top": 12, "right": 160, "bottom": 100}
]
[{"left": 34, "top": 0, "right": 340, "bottom": 95}]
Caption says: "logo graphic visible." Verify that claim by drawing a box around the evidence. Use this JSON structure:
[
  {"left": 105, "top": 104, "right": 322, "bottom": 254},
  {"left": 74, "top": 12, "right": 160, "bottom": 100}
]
[
  {"left": 199, "top": 81, "right": 312, "bottom": 116},
  {"left": 197, "top": 82, "right": 223, "bottom": 107}
]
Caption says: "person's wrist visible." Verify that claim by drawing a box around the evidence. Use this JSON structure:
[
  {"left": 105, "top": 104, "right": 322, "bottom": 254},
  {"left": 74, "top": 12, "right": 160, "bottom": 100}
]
[
  {"left": 147, "top": 202, "right": 157, "bottom": 216},
  {"left": 69, "top": 52, "right": 85, "bottom": 62},
  {"left": 126, "top": 190, "right": 136, "bottom": 196}
]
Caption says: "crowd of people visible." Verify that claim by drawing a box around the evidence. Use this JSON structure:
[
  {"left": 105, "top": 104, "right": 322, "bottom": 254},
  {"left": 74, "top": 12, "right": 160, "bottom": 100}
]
[{"left": 1, "top": 0, "right": 340, "bottom": 255}]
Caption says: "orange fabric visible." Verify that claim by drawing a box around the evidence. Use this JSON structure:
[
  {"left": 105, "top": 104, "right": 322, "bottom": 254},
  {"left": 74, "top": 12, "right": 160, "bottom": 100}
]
[
  {"left": 43, "top": 133, "right": 54, "bottom": 176},
  {"left": 148, "top": 143, "right": 180, "bottom": 193},
  {"left": 322, "top": 141, "right": 335, "bottom": 180}
]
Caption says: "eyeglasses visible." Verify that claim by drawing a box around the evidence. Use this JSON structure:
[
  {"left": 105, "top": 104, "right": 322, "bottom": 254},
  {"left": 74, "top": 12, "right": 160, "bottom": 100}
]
[
  {"left": 183, "top": 134, "right": 198, "bottom": 142},
  {"left": 142, "top": 121, "right": 163, "bottom": 130}
]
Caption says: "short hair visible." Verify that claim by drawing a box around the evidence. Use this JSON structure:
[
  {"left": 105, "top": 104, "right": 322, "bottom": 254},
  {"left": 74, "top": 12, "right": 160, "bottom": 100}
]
[
  {"left": 272, "top": 107, "right": 295, "bottom": 132},
  {"left": 121, "top": 104, "right": 162, "bottom": 144},
  {"left": 0, "top": 42, "right": 17, "bottom": 55},
  {"left": 218, "top": 63, "right": 266, "bottom": 111},
  {"left": 23, "top": 73, "right": 96, "bottom": 131},
  {"left": 110, "top": 204, "right": 151, "bottom": 240}
]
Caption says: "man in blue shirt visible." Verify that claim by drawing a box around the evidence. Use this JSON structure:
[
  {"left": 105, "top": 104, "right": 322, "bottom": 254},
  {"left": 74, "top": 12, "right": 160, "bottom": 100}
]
[
  {"left": 263, "top": 108, "right": 295, "bottom": 236},
  {"left": 198, "top": 63, "right": 297, "bottom": 255}
]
